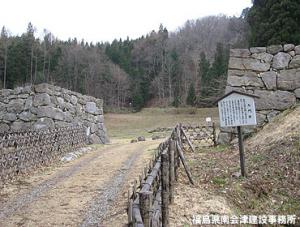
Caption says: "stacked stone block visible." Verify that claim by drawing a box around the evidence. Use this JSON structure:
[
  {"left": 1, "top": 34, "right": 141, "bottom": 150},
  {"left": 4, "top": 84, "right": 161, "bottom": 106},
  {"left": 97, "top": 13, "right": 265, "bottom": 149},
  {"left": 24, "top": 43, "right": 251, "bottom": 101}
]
[
  {"left": 218, "top": 44, "right": 300, "bottom": 144},
  {"left": 0, "top": 83, "right": 109, "bottom": 144}
]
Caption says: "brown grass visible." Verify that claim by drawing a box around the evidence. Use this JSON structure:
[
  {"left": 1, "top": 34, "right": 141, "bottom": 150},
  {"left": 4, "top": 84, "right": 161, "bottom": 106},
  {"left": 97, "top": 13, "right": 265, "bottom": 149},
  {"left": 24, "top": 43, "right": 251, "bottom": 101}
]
[
  {"left": 184, "top": 105, "right": 300, "bottom": 220},
  {"left": 104, "top": 107, "right": 218, "bottom": 139}
]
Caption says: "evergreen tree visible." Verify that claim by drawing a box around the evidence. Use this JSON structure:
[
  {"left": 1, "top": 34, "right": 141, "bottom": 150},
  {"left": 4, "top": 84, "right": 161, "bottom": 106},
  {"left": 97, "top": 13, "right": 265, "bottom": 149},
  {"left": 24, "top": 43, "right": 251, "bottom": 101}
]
[
  {"left": 210, "top": 43, "right": 229, "bottom": 78},
  {"left": 172, "top": 94, "right": 180, "bottom": 107},
  {"left": 170, "top": 50, "right": 182, "bottom": 107},
  {"left": 6, "top": 37, "right": 28, "bottom": 88},
  {"left": 24, "top": 22, "right": 36, "bottom": 83},
  {"left": 198, "top": 43, "right": 229, "bottom": 106},
  {"left": 132, "top": 89, "right": 144, "bottom": 110},
  {"left": 0, "top": 26, "right": 9, "bottom": 88},
  {"left": 247, "top": 0, "right": 300, "bottom": 46},
  {"left": 200, "top": 43, "right": 229, "bottom": 97},
  {"left": 186, "top": 83, "right": 196, "bottom": 106},
  {"left": 198, "top": 52, "right": 210, "bottom": 84}
]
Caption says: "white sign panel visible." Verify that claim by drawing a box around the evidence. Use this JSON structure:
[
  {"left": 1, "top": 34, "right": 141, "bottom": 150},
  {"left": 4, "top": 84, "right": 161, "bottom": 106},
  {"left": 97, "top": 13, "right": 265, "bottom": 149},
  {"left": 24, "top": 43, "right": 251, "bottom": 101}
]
[
  {"left": 218, "top": 93, "right": 257, "bottom": 127},
  {"left": 205, "top": 117, "right": 212, "bottom": 122}
]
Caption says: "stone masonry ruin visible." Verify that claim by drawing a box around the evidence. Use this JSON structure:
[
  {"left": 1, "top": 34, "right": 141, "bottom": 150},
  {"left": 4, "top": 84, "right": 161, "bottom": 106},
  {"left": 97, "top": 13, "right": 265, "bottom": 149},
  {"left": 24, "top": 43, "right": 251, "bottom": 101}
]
[
  {"left": 218, "top": 44, "right": 300, "bottom": 144},
  {"left": 0, "top": 83, "right": 109, "bottom": 144}
]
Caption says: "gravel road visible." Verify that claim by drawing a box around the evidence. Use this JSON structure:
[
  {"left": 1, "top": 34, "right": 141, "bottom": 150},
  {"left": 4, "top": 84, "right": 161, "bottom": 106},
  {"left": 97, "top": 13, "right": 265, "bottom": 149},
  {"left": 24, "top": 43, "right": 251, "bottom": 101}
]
[{"left": 0, "top": 140, "right": 160, "bottom": 227}]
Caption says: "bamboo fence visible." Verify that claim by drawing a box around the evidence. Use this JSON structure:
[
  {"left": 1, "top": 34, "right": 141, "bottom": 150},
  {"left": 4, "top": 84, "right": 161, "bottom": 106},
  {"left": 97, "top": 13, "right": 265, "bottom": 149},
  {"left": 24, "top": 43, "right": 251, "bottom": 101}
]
[{"left": 0, "top": 126, "right": 87, "bottom": 185}]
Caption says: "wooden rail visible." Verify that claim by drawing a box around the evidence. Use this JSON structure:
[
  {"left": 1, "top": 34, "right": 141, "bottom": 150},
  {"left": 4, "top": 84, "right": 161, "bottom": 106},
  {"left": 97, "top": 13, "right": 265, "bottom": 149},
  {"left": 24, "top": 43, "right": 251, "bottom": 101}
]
[
  {"left": 127, "top": 124, "right": 195, "bottom": 227},
  {"left": 181, "top": 123, "right": 217, "bottom": 148}
]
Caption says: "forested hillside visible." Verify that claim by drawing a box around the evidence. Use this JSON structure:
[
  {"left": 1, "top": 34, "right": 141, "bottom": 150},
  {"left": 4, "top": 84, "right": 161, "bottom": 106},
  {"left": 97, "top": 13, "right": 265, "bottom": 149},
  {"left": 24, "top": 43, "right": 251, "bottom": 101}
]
[
  {"left": 246, "top": 0, "right": 300, "bottom": 46},
  {"left": 0, "top": 12, "right": 244, "bottom": 111},
  {"left": 0, "top": 15, "right": 249, "bottom": 109},
  {"left": 105, "top": 16, "right": 249, "bottom": 108},
  {"left": 0, "top": 24, "right": 130, "bottom": 108}
]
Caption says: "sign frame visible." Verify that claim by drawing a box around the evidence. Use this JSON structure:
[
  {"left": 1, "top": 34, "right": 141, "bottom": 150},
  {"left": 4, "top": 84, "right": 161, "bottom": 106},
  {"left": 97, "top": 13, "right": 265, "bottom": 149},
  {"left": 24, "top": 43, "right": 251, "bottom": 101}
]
[{"left": 217, "top": 91, "right": 258, "bottom": 128}]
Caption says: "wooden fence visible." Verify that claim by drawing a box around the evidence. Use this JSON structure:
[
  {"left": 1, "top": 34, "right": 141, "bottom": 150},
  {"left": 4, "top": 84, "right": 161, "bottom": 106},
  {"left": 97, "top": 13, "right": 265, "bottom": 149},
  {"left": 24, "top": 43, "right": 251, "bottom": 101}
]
[
  {"left": 181, "top": 123, "right": 217, "bottom": 148},
  {"left": 0, "top": 126, "right": 87, "bottom": 185},
  {"left": 127, "top": 124, "right": 195, "bottom": 227}
]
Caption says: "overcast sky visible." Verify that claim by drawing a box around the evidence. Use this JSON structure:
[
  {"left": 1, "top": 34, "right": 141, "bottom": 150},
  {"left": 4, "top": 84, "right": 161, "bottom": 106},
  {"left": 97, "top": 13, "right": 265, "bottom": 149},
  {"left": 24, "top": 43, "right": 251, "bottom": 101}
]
[{"left": 0, "top": 0, "right": 252, "bottom": 43}]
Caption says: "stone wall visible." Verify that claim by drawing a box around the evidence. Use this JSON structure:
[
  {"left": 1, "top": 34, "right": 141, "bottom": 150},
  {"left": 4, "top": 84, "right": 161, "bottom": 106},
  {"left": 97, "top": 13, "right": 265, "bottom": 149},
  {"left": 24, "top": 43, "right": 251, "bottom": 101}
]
[
  {"left": 218, "top": 44, "right": 300, "bottom": 144},
  {"left": 0, "top": 83, "right": 109, "bottom": 144}
]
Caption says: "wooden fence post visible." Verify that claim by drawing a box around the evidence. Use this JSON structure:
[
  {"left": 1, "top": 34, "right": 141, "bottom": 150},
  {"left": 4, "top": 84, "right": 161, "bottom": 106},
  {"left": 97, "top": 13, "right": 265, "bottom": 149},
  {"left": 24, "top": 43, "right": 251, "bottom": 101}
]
[
  {"left": 176, "top": 141, "right": 195, "bottom": 185},
  {"left": 151, "top": 186, "right": 162, "bottom": 227},
  {"left": 213, "top": 122, "right": 217, "bottom": 147},
  {"left": 128, "top": 198, "right": 133, "bottom": 227},
  {"left": 161, "top": 150, "right": 169, "bottom": 227},
  {"left": 176, "top": 126, "right": 181, "bottom": 169},
  {"left": 140, "top": 190, "right": 153, "bottom": 227},
  {"left": 180, "top": 127, "right": 195, "bottom": 153},
  {"left": 174, "top": 140, "right": 179, "bottom": 181},
  {"left": 168, "top": 139, "right": 175, "bottom": 204},
  {"left": 132, "top": 198, "right": 144, "bottom": 227}
]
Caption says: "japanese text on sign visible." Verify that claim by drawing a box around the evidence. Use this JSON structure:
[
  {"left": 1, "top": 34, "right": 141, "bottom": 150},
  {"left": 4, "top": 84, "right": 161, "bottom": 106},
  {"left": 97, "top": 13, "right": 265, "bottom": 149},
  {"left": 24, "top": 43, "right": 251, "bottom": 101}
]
[{"left": 218, "top": 93, "right": 257, "bottom": 127}]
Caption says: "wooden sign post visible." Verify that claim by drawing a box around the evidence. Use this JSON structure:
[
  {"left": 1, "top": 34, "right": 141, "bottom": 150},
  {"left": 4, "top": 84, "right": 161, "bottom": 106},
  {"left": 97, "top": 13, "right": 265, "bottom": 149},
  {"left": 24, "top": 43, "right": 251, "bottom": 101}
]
[
  {"left": 237, "top": 126, "right": 245, "bottom": 177},
  {"left": 216, "top": 91, "right": 259, "bottom": 177}
]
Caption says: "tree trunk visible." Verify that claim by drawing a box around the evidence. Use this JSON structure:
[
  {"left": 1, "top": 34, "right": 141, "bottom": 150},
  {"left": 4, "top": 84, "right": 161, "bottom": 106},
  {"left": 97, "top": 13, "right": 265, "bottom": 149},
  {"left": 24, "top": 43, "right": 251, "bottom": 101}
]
[
  {"left": 43, "top": 45, "right": 47, "bottom": 82},
  {"left": 3, "top": 45, "right": 7, "bottom": 89},
  {"left": 168, "top": 72, "right": 172, "bottom": 104},
  {"left": 47, "top": 55, "right": 51, "bottom": 83},
  {"left": 34, "top": 56, "right": 38, "bottom": 84},
  {"left": 30, "top": 47, "right": 34, "bottom": 84}
]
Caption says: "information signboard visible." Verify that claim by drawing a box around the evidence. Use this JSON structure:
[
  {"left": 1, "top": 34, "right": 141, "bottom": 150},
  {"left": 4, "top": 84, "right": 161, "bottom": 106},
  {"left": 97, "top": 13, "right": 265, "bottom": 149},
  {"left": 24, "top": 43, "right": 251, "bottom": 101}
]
[
  {"left": 216, "top": 91, "right": 259, "bottom": 177},
  {"left": 217, "top": 92, "right": 257, "bottom": 127}
]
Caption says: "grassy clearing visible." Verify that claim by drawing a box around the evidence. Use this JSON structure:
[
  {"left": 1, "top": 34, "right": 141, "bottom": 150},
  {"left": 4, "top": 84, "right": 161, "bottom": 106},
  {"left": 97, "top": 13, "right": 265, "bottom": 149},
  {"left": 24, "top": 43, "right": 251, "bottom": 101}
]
[
  {"left": 104, "top": 107, "right": 218, "bottom": 139},
  {"left": 187, "top": 141, "right": 300, "bottom": 217}
]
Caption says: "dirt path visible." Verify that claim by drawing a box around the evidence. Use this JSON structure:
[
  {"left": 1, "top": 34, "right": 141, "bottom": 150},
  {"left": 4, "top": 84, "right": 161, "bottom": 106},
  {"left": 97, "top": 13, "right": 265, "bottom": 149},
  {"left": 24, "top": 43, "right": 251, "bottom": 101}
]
[{"left": 0, "top": 140, "right": 160, "bottom": 227}]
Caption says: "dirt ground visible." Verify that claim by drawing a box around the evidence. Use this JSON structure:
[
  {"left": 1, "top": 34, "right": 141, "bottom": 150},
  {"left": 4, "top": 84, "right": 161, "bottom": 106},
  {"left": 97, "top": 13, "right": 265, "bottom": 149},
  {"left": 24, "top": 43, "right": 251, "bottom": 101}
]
[
  {"left": 0, "top": 139, "right": 161, "bottom": 227},
  {"left": 169, "top": 170, "right": 234, "bottom": 226}
]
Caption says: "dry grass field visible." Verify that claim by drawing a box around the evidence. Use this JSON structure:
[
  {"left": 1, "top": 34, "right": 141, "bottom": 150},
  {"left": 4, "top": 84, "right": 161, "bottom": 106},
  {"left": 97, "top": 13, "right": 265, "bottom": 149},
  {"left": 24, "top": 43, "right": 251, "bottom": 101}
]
[{"left": 104, "top": 107, "right": 219, "bottom": 139}]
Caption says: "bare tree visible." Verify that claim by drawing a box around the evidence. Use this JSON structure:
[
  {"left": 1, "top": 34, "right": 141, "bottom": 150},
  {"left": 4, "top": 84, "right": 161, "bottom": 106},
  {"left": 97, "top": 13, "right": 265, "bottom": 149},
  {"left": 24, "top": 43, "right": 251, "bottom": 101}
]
[{"left": 1, "top": 26, "right": 10, "bottom": 88}]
